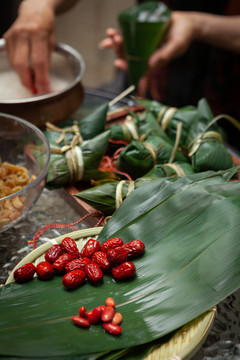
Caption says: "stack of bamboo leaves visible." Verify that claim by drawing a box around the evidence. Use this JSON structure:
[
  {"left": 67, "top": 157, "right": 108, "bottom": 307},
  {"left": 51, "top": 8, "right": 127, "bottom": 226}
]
[{"left": 0, "top": 168, "right": 240, "bottom": 359}]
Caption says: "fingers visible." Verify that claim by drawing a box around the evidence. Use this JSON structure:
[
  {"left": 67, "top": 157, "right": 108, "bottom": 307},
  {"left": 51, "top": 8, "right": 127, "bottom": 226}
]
[
  {"left": 4, "top": 27, "right": 34, "bottom": 93},
  {"left": 3, "top": 0, "right": 56, "bottom": 96},
  {"left": 99, "top": 27, "right": 125, "bottom": 59},
  {"left": 31, "top": 32, "right": 53, "bottom": 94},
  {"left": 114, "top": 58, "right": 128, "bottom": 72}
]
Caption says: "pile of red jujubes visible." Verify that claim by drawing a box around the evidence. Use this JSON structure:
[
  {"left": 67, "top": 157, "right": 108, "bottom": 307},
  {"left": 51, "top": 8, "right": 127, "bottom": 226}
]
[
  {"left": 13, "top": 236, "right": 145, "bottom": 290},
  {"left": 72, "top": 297, "right": 123, "bottom": 336}
]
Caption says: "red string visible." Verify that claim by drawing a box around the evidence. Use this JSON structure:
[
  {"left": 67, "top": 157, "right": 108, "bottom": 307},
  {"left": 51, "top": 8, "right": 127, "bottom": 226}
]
[
  {"left": 30, "top": 212, "right": 105, "bottom": 249},
  {"left": 108, "top": 139, "right": 129, "bottom": 146},
  {"left": 98, "top": 147, "right": 133, "bottom": 181}
]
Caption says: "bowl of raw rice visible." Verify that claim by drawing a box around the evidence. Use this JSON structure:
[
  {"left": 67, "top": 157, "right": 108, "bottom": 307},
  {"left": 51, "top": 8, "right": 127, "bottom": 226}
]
[{"left": 0, "top": 39, "right": 85, "bottom": 127}]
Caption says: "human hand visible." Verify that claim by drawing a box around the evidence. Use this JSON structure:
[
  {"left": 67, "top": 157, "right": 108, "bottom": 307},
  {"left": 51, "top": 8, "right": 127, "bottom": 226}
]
[
  {"left": 3, "top": 0, "right": 56, "bottom": 95},
  {"left": 99, "top": 28, "right": 128, "bottom": 72}
]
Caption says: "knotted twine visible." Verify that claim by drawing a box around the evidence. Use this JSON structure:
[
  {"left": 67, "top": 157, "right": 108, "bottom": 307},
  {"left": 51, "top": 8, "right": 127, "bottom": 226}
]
[
  {"left": 46, "top": 121, "right": 84, "bottom": 182},
  {"left": 140, "top": 121, "right": 183, "bottom": 165},
  {"left": 157, "top": 106, "right": 177, "bottom": 131},
  {"left": 187, "top": 114, "right": 240, "bottom": 157},
  {"left": 121, "top": 115, "right": 139, "bottom": 142},
  {"left": 115, "top": 180, "right": 135, "bottom": 210}
]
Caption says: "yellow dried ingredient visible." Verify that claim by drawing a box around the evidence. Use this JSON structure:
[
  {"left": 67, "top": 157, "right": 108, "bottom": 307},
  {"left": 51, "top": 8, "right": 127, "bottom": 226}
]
[
  {"left": 0, "top": 161, "right": 35, "bottom": 198},
  {"left": 0, "top": 161, "right": 36, "bottom": 229}
]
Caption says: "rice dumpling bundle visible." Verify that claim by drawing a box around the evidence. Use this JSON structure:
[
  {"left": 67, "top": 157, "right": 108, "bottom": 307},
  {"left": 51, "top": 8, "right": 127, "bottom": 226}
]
[
  {"left": 186, "top": 99, "right": 233, "bottom": 172},
  {"left": 188, "top": 131, "right": 233, "bottom": 172},
  {"left": 46, "top": 130, "right": 111, "bottom": 188},
  {"left": 117, "top": 130, "right": 187, "bottom": 179}
]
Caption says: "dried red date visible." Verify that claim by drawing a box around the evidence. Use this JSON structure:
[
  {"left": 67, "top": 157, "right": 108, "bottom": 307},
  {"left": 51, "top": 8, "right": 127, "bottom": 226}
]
[
  {"left": 122, "top": 240, "right": 145, "bottom": 259},
  {"left": 14, "top": 263, "right": 36, "bottom": 283},
  {"left": 102, "top": 322, "right": 122, "bottom": 336},
  {"left": 101, "top": 237, "right": 123, "bottom": 253},
  {"left": 112, "top": 261, "right": 136, "bottom": 281},
  {"left": 52, "top": 253, "right": 74, "bottom": 274},
  {"left": 61, "top": 237, "right": 80, "bottom": 258},
  {"left": 91, "top": 251, "right": 112, "bottom": 272},
  {"left": 85, "top": 263, "right": 104, "bottom": 285},
  {"left": 81, "top": 239, "right": 101, "bottom": 258},
  {"left": 36, "top": 261, "right": 54, "bottom": 280},
  {"left": 45, "top": 244, "right": 64, "bottom": 264},
  {"left": 72, "top": 316, "right": 90, "bottom": 328},
  {"left": 65, "top": 258, "right": 92, "bottom": 273},
  {"left": 106, "top": 246, "right": 128, "bottom": 265},
  {"left": 62, "top": 269, "right": 86, "bottom": 290}
]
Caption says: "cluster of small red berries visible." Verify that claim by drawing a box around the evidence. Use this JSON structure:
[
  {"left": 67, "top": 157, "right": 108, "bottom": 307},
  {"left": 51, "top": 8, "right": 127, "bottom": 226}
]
[
  {"left": 13, "top": 236, "right": 145, "bottom": 291},
  {"left": 72, "top": 297, "right": 122, "bottom": 336}
]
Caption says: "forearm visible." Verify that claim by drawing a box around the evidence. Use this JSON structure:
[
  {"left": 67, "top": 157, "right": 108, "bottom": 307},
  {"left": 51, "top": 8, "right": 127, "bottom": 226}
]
[
  {"left": 19, "top": 0, "right": 80, "bottom": 15},
  {"left": 49, "top": 0, "right": 81, "bottom": 14},
  {"left": 187, "top": 11, "right": 240, "bottom": 53}
]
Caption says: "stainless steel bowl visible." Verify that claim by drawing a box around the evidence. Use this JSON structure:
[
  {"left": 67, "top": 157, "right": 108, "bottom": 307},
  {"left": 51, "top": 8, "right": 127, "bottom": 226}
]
[{"left": 0, "top": 39, "right": 85, "bottom": 128}]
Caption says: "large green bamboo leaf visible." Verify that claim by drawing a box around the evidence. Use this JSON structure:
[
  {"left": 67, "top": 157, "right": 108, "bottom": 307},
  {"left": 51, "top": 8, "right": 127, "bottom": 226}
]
[{"left": 0, "top": 169, "right": 239, "bottom": 358}]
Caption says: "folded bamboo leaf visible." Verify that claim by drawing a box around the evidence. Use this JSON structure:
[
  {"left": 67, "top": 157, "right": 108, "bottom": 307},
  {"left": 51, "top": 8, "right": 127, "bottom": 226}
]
[
  {"left": 0, "top": 168, "right": 239, "bottom": 359},
  {"left": 190, "top": 138, "right": 234, "bottom": 172},
  {"left": 185, "top": 98, "right": 220, "bottom": 148},
  {"left": 46, "top": 130, "right": 111, "bottom": 188},
  {"left": 45, "top": 102, "right": 109, "bottom": 145},
  {"left": 117, "top": 130, "right": 187, "bottom": 179},
  {"left": 136, "top": 98, "right": 198, "bottom": 146},
  {"left": 186, "top": 99, "right": 234, "bottom": 172}
]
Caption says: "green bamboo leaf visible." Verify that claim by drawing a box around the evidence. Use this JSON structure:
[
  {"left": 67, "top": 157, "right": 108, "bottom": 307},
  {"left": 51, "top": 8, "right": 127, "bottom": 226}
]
[
  {"left": 0, "top": 168, "right": 239, "bottom": 358},
  {"left": 45, "top": 102, "right": 109, "bottom": 144}
]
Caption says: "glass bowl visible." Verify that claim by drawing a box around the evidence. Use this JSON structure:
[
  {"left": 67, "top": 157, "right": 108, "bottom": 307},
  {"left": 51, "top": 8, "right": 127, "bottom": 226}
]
[{"left": 0, "top": 113, "right": 51, "bottom": 233}]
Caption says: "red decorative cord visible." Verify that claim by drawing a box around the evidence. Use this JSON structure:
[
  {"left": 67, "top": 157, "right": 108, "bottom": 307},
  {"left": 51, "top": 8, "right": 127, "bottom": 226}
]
[
  {"left": 29, "top": 212, "right": 105, "bottom": 249},
  {"left": 98, "top": 145, "right": 133, "bottom": 181}
]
